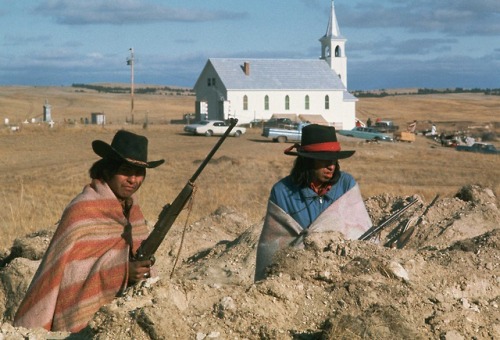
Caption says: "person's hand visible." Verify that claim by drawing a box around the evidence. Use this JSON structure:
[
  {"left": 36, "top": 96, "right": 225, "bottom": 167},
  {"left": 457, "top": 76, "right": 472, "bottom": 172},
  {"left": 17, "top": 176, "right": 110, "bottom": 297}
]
[{"left": 128, "top": 259, "right": 153, "bottom": 284}]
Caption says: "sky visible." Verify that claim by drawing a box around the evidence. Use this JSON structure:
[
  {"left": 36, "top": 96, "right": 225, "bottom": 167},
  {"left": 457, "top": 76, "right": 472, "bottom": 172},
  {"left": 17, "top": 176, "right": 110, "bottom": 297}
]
[{"left": 1, "top": 0, "right": 499, "bottom": 91}]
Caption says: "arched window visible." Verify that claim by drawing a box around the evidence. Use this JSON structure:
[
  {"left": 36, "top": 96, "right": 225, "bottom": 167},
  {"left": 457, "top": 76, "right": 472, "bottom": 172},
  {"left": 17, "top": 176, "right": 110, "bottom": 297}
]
[
  {"left": 305, "top": 95, "right": 310, "bottom": 110},
  {"left": 325, "top": 95, "right": 330, "bottom": 110},
  {"left": 264, "top": 95, "right": 269, "bottom": 110},
  {"left": 243, "top": 95, "right": 248, "bottom": 110},
  {"left": 285, "top": 95, "right": 290, "bottom": 110},
  {"left": 335, "top": 46, "right": 341, "bottom": 57}
]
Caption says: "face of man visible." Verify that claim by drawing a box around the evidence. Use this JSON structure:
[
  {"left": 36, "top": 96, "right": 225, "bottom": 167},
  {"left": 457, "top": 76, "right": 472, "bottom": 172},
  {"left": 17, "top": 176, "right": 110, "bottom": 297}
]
[
  {"left": 312, "top": 159, "right": 337, "bottom": 183},
  {"left": 107, "top": 163, "right": 146, "bottom": 200}
]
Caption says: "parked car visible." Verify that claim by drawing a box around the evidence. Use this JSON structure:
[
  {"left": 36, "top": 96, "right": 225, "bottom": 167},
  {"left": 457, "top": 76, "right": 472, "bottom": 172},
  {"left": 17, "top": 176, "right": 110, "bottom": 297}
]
[
  {"left": 184, "top": 120, "right": 246, "bottom": 137},
  {"left": 338, "top": 127, "right": 394, "bottom": 142},
  {"left": 456, "top": 142, "right": 500, "bottom": 155}
]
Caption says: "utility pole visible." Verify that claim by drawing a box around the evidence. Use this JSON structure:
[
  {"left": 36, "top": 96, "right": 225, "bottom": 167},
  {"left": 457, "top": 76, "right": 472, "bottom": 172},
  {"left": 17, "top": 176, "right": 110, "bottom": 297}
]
[{"left": 127, "top": 48, "right": 135, "bottom": 123}]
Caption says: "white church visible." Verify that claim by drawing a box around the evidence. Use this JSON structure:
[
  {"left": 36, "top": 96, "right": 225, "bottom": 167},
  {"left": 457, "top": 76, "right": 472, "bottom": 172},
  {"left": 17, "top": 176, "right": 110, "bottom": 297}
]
[{"left": 193, "top": 1, "right": 357, "bottom": 129}]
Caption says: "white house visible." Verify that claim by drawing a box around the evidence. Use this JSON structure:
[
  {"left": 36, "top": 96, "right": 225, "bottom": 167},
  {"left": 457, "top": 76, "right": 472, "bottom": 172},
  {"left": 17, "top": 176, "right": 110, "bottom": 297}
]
[{"left": 193, "top": 1, "right": 357, "bottom": 129}]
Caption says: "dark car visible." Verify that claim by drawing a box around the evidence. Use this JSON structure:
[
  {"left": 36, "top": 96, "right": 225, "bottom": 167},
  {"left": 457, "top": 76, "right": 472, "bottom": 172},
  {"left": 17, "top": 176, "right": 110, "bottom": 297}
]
[
  {"left": 264, "top": 118, "right": 296, "bottom": 129},
  {"left": 456, "top": 143, "right": 500, "bottom": 155}
]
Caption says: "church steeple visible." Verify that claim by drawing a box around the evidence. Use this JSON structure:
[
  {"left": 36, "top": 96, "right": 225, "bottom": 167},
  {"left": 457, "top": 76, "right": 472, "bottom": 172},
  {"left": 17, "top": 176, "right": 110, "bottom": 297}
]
[{"left": 320, "top": 0, "right": 348, "bottom": 87}]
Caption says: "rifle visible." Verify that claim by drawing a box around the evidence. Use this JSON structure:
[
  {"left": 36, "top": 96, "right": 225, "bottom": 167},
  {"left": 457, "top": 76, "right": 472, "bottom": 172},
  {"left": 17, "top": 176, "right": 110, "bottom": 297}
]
[
  {"left": 358, "top": 197, "right": 419, "bottom": 241},
  {"left": 133, "top": 118, "right": 238, "bottom": 261},
  {"left": 389, "top": 194, "right": 439, "bottom": 248}
]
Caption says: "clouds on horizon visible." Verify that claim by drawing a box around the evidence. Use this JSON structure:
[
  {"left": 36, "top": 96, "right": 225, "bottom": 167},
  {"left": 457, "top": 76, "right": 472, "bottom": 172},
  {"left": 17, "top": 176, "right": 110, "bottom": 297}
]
[
  {"left": 343, "top": 0, "right": 500, "bottom": 36},
  {"left": 1, "top": 0, "right": 498, "bottom": 90}
]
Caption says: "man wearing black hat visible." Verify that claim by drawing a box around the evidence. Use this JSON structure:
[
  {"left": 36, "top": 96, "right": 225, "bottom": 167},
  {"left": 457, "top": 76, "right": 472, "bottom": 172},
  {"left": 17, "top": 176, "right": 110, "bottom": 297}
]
[
  {"left": 255, "top": 124, "right": 373, "bottom": 281},
  {"left": 15, "top": 130, "right": 164, "bottom": 332}
]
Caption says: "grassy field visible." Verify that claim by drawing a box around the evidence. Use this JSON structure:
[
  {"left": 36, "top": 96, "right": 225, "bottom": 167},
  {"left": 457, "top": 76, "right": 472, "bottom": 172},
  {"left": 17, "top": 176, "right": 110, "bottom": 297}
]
[{"left": 0, "top": 86, "right": 498, "bottom": 249}]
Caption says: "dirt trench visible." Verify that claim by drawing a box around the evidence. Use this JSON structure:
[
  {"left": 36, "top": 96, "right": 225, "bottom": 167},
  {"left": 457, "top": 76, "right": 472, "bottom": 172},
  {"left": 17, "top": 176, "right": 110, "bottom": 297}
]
[{"left": 0, "top": 185, "right": 499, "bottom": 339}]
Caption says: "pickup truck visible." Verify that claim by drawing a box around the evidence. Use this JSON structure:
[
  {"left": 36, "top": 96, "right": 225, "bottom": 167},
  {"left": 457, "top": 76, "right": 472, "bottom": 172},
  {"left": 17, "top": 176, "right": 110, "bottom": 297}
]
[
  {"left": 456, "top": 142, "right": 500, "bottom": 155},
  {"left": 262, "top": 122, "right": 310, "bottom": 143},
  {"left": 372, "top": 120, "right": 399, "bottom": 133}
]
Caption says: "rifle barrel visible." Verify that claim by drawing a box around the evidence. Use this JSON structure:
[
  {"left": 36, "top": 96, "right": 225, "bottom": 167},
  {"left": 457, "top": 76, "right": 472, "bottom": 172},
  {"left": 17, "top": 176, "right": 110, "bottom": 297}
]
[
  {"left": 358, "top": 197, "right": 419, "bottom": 241},
  {"left": 134, "top": 118, "right": 239, "bottom": 260}
]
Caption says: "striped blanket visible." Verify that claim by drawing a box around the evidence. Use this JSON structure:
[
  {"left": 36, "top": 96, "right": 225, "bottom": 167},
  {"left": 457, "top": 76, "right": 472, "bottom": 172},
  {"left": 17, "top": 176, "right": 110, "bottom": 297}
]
[
  {"left": 14, "top": 179, "right": 150, "bottom": 332},
  {"left": 255, "top": 184, "right": 372, "bottom": 281}
]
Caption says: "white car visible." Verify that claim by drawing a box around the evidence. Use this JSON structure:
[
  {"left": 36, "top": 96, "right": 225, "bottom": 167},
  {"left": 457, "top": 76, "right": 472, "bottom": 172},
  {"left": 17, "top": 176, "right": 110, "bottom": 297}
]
[{"left": 184, "top": 120, "right": 246, "bottom": 137}]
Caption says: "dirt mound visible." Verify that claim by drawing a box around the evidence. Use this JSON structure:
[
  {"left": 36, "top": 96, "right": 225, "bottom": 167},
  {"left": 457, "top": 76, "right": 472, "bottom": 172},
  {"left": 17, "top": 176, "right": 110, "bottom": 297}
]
[{"left": 1, "top": 185, "right": 498, "bottom": 339}]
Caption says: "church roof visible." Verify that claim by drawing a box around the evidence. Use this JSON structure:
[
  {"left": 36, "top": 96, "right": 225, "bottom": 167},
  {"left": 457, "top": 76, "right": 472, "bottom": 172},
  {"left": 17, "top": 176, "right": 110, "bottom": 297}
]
[{"left": 205, "top": 58, "right": 347, "bottom": 91}]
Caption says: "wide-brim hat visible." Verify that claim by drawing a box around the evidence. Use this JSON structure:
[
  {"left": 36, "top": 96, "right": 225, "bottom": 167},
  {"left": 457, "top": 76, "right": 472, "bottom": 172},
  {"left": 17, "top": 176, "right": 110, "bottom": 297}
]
[
  {"left": 284, "top": 124, "right": 355, "bottom": 160},
  {"left": 92, "top": 130, "right": 165, "bottom": 168}
]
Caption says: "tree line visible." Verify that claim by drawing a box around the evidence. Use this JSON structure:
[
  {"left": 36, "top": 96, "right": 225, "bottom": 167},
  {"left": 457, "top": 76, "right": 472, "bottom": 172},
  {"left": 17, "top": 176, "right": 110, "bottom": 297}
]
[
  {"left": 353, "top": 87, "right": 500, "bottom": 98},
  {"left": 71, "top": 83, "right": 194, "bottom": 95}
]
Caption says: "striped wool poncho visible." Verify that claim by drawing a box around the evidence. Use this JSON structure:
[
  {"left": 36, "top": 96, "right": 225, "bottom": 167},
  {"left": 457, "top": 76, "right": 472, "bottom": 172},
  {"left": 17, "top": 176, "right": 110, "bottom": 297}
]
[{"left": 14, "top": 179, "right": 151, "bottom": 332}]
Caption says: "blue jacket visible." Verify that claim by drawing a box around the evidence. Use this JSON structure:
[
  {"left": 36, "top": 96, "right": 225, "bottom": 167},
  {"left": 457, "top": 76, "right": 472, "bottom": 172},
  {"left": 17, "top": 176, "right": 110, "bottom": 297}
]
[{"left": 269, "top": 172, "right": 356, "bottom": 229}]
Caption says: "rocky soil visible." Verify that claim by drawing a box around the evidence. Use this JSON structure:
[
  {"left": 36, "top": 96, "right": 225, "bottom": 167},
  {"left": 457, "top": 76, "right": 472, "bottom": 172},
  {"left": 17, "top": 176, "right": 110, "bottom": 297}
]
[{"left": 1, "top": 185, "right": 499, "bottom": 339}]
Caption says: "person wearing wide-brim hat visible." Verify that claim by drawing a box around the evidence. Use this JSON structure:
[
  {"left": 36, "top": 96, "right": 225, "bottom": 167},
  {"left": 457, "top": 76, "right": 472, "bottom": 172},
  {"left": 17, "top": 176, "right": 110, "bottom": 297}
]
[
  {"left": 14, "top": 130, "right": 164, "bottom": 332},
  {"left": 255, "top": 124, "right": 373, "bottom": 281}
]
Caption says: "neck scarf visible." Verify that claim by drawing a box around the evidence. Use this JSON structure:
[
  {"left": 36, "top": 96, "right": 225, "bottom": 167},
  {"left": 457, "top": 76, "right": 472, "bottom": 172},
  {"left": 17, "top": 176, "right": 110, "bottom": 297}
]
[{"left": 310, "top": 179, "right": 332, "bottom": 197}]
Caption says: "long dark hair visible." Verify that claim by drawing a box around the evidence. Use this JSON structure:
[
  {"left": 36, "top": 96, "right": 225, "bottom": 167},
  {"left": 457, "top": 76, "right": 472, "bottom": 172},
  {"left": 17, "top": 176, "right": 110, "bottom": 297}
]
[
  {"left": 89, "top": 158, "right": 123, "bottom": 181},
  {"left": 290, "top": 156, "right": 341, "bottom": 187}
]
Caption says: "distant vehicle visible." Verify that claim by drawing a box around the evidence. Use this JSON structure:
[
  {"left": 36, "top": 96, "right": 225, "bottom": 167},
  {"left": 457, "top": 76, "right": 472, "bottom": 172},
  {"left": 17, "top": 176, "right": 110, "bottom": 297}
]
[
  {"left": 372, "top": 119, "right": 399, "bottom": 133},
  {"left": 249, "top": 119, "right": 264, "bottom": 127},
  {"left": 456, "top": 142, "right": 500, "bottom": 155},
  {"left": 264, "top": 117, "right": 296, "bottom": 129},
  {"left": 184, "top": 120, "right": 246, "bottom": 137},
  {"left": 338, "top": 127, "right": 394, "bottom": 142},
  {"left": 262, "top": 122, "right": 310, "bottom": 143}
]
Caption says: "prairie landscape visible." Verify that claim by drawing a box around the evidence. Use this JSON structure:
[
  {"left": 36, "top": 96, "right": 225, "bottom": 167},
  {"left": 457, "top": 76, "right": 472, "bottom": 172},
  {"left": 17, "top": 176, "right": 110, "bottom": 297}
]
[
  {"left": 0, "top": 86, "right": 499, "bottom": 339},
  {"left": 0, "top": 86, "right": 498, "bottom": 249}
]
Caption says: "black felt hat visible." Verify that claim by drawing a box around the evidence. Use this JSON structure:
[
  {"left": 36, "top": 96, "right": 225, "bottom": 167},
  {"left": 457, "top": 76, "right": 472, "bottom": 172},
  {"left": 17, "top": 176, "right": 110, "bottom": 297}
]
[
  {"left": 284, "top": 124, "right": 355, "bottom": 160},
  {"left": 92, "top": 130, "right": 165, "bottom": 168}
]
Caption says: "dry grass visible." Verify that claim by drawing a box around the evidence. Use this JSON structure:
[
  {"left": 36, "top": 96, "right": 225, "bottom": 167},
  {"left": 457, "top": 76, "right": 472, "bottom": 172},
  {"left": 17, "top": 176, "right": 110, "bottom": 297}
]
[{"left": 0, "top": 87, "right": 499, "bottom": 249}]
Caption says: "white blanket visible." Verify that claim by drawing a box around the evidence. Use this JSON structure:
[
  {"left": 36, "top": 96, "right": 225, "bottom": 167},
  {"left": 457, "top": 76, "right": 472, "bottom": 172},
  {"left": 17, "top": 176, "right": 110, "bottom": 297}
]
[{"left": 255, "top": 184, "right": 372, "bottom": 281}]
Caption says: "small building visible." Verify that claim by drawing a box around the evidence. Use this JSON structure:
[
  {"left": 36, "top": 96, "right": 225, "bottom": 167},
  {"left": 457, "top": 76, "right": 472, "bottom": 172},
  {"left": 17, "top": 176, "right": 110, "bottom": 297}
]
[
  {"left": 91, "top": 112, "right": 106, "bottom": 125},
  {"left": 43, "top": 100, "right": 52, "bottom": 122}
]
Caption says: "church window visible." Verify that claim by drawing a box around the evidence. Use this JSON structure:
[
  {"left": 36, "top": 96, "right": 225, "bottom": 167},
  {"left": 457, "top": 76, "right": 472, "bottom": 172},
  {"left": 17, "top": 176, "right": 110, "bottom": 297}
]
[
  {"left": 207, "top": 78, "right": 211, "bottom": 86},
  {"left": 335, "top": 46, "right": 341, "bottom": 57},
  {"left": 212, "top": 78, "right": 216, "bottom": 86},
  {"left": 325, "top": 95, "right": 330, "bottom": 110},
  {"left": 264, "top": 95, "right": 269, "bottom": 110},
  {"left": 305, "top": 95, "right": 310, "bottom": 110},
  {"left": 285, "top": 95, "right": 290, "bottom": 110},
  {"left": 243, "top": 95, "right": 248, "bottom": 110}
]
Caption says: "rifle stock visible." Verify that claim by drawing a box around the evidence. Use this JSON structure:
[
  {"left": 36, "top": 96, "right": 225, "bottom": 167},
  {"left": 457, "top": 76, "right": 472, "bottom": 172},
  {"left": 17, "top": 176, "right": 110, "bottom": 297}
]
[{"left": 134, "top": 118, "right": 238, "bottom": 261}]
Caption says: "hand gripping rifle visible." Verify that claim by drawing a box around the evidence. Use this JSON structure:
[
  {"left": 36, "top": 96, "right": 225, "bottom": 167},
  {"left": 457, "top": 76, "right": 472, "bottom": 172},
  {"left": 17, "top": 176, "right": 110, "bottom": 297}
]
[
  {"left": 133, "top": 118, "right": 238, "bottom": 262},
  {"left": 358, "top": 197, "right": 419, "bottom": 241}
]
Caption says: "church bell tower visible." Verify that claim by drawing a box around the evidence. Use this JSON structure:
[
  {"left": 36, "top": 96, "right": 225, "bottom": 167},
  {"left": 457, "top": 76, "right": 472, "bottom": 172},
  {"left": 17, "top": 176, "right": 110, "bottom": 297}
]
[{"left": 320, "top": 0, "right": 348, "bottom": 88}]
